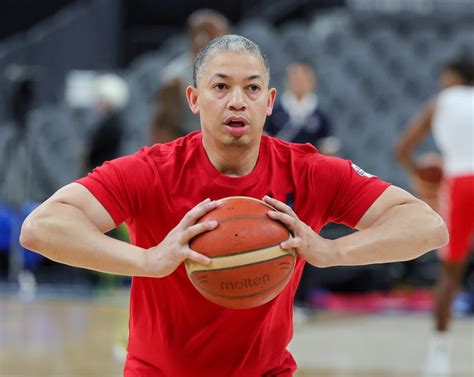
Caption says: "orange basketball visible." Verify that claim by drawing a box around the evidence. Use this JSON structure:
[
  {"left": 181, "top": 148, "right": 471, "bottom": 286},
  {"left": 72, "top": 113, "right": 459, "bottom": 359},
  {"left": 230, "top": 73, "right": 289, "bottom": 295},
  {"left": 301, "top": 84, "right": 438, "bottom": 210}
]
[
  {"left": 416, "top": 153, "right": 444, "bottom": 183},
  {"left": 417, "top": 165, "right": 443, "bottom": 183},
  {"left": 185, "top": 196, "right": 296, "bottom": 309}
]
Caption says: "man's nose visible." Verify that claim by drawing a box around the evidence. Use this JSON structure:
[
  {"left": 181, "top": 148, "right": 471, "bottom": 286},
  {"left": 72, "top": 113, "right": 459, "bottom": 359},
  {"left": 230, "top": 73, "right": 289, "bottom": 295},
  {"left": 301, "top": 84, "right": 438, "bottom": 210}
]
[{"left": 228, "top": 88, "right": 247, "bottom": 111}]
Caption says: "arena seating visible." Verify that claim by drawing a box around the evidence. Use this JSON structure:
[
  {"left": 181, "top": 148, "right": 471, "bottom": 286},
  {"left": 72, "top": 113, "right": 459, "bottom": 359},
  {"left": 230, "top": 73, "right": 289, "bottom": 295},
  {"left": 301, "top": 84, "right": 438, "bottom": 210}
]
[{"left": 1, "top": 2, "right": 473, "bottom": 212}]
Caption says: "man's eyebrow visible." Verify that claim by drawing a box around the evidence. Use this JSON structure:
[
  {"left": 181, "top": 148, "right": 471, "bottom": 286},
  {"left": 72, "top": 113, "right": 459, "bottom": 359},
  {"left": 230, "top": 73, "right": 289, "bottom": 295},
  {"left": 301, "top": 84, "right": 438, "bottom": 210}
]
[
  {"left": 208, "top": 73, "right": 264, "bottom": 82},
  {"left": 245, "top": 75, "right": 263, "bottom": 81},
  {"left": 209, "top": 73, "right": 229, "bottom": 82}
]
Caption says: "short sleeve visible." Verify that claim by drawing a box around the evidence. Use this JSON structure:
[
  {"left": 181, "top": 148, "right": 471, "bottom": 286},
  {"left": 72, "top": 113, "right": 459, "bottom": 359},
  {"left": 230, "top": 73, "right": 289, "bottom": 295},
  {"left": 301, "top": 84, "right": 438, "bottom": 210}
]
[
  {"left": 313, "top": 156, "right": 390, "bottom": 228},
  {"left": 76, "top": 152, "right": 154, "bottom": 226}
]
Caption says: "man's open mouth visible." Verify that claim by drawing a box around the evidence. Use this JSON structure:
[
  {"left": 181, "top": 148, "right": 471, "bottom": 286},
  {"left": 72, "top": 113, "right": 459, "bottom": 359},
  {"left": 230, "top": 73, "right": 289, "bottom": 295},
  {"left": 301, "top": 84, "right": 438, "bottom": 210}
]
[
  {"left": 226, "top": 121, "right": 246, "bottom": 127},
  {"left": 224, "top": 116, "right": 249, "bottom": 127},
  {"left": 223, "top": 116, "right": 250, "bottom": 137}
]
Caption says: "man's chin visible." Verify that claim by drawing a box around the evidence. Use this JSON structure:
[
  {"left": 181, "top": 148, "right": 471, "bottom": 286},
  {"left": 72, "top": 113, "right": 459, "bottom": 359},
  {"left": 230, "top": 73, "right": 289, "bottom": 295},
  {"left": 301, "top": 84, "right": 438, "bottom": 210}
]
[{"left": 223, "top": 135, "right": 250, "bottom": 147}]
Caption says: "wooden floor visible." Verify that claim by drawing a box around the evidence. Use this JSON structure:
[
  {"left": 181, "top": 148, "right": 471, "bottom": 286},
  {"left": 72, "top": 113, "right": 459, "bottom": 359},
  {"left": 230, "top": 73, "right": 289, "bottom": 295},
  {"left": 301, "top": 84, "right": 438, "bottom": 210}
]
[
  {"left": 1, "top": 291, "right": 127, "bottom": 377},
  {"left": 1, "top": 289, "right": 473, "bottom": 377}
]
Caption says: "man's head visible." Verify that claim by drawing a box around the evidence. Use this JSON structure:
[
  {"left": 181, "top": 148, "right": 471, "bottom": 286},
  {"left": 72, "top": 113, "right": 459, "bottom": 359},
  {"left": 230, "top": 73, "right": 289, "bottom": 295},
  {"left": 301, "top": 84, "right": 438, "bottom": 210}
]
[
  {"left": 187, "top": 9, "right": 229, "bottom": 57},
  {"left": 440, "top": 56, "right": 474, "bottom": 89},
  {"left": 285, "top": 63, "right": 316, "bottom": 100},
  {"left": 192, "top": 34, "right": 270, "bottom": 88},
  {"left": 186, "top": 35, "right": 276, "bottom": 148}
]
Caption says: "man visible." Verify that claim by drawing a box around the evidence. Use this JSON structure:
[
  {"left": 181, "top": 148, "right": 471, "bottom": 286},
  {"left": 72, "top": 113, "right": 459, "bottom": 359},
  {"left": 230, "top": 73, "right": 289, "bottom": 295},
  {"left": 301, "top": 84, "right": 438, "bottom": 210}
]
[
  {"left": 395, "top": 56, "right": 474, "bottom": 376},
  {"left": 21, "top": 35, "right": 448, "bottom": 377}
]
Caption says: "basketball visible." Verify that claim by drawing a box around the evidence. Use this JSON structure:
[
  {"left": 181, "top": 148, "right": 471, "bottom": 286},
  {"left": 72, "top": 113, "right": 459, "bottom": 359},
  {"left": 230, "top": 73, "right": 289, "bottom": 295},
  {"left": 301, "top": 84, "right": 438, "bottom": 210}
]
[
  {"left": 185, "top": 196, "right": 296, "bottom": 309},
  {"left": 416, "top": 153, "right": 443, "bottom": 183},
  {"left": 417, "top": 165, "right": 443, "bottom": 183}
]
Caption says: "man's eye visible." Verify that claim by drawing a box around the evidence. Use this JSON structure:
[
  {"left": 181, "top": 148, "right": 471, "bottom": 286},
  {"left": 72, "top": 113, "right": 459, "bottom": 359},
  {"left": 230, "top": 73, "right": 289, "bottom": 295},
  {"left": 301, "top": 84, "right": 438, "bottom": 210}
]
[
  {"left": 248, "top": 85, "right": 260, "bottom": 92},
  {"left": 214, "top": 83, "right": 227, "bottom": 90}
]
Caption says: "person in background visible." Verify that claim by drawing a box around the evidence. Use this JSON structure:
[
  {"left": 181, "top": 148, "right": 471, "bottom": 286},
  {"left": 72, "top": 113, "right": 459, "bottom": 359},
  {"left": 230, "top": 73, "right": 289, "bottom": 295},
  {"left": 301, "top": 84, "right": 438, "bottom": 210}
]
[
  {"left": 0, "top": 66, "right": 36, "bottom": 205},
  {"left": 149, "top": 79, "right": 182, "bottom": 144},
  {"left": 0, "top": 66, "right": 39, "bottom": 297},
  {"left": 265, "top": 62, "right": 340, "bottom": 318},
  {"left": 395, "top": 55, "right": 474, "bottom": 376},
  {"left": 150, "top": 9, "right": 229, "bottom": 144},
  {"left": 265, "top": 62, "right": 340, "bottom": 156},
  {"left": 85, "top": 73, "right": 129, "bottom": 172}
]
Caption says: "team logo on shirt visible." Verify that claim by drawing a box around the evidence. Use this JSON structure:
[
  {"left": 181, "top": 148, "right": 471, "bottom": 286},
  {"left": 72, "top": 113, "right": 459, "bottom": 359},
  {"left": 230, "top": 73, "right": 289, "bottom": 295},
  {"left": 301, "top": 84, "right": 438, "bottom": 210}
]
[{"left": 351, "top": 163, "right": 375, "bottom": 178}]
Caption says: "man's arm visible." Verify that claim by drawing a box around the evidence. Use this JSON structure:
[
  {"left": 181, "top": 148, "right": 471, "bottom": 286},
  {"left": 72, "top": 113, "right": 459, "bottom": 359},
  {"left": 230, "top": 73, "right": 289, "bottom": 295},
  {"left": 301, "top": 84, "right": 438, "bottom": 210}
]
[
  {"left": 332, "top": 185, "right": 448, "bottom": 265},
  {"left": 20, "top": 183, "right": 216, "bottom": 277},
  {"left": 263, "top": 186, "right": 448, "bottom": 267}
]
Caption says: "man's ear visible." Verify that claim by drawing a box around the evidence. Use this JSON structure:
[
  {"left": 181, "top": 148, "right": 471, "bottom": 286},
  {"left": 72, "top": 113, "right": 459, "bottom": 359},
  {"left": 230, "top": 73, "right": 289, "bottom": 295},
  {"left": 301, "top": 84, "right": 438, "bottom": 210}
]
[
  {"left": 266, "top": 88, "right": 277, "bottom": 116},
  {"left": 186, "top": 86, "right": 199, "bottom": 115}
]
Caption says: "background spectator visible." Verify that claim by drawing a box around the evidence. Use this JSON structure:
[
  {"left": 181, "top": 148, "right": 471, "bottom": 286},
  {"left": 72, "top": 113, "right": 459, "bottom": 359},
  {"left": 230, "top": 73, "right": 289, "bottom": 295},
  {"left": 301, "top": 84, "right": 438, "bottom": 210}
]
[{"left": 265, "top": 62, "right": 340, "bottom": 156}]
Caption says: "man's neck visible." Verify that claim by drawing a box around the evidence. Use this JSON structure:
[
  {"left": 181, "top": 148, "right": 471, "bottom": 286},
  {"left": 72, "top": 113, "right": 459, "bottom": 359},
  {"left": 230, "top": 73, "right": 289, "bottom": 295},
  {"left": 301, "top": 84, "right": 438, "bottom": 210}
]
[{"left": 202, "top": 138, "right": 261, "bottom": 177}]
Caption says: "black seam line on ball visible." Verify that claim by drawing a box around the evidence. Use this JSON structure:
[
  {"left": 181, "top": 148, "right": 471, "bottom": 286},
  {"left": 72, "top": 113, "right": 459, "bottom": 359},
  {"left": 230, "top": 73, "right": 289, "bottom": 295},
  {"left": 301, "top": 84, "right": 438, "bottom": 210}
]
[
  {"left": 197, "top": 237, "right": 291, "bottom": 259},
  {"left": 210, "top": 216, "right": 282, "bottom": 224}
]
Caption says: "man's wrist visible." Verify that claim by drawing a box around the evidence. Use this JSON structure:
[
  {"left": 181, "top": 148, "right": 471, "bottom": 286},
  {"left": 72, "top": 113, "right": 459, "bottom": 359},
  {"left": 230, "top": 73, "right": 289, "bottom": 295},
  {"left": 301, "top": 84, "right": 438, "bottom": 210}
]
[
  {"left": 131, "top": 247, "right": 152, "bottom": 277},
  {"left": 305, "top": 237, "right": 341, "bottom": 268},
  {"left": 326, "top": 238, "right": 345, "bottom": 267}
]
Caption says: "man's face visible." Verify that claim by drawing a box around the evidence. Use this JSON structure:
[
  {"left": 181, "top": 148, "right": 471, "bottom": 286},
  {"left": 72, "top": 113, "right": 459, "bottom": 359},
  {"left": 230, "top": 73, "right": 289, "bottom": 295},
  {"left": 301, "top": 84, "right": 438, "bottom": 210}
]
[
  {"left": 187, "top": 51, "right": 276, "bottom": 148},
  {"left": 286, "top": 64, "right": 315, "bottom": 99}
]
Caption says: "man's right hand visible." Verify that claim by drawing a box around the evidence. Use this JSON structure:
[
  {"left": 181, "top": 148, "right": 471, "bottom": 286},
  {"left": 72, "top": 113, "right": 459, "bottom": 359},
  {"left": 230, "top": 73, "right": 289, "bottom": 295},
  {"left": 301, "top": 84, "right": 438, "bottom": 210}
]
[{"left": 139, "top": 198, "right": 219, "bottom": 277}]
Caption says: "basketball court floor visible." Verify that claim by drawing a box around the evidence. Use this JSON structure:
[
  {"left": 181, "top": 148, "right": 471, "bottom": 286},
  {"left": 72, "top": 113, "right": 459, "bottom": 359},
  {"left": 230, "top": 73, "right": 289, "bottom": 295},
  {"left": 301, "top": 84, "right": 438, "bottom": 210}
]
[{"left": 1, "top": 288, "right": 473, "bottom": 377}]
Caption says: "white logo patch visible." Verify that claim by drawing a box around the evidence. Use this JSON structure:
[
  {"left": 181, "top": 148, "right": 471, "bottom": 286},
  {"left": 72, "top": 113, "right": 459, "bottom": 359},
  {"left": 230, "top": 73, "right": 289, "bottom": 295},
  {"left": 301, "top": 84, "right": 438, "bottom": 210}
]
[{"left": 351, "top": 163, "right": 375, "bottom": 178}]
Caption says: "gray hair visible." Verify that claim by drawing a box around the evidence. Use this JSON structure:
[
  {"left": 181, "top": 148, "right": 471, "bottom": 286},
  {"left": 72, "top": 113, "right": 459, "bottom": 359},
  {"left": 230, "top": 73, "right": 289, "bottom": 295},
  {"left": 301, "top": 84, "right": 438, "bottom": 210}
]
[{"left": 193, "top": 34, "right": 270, "bottom": 87}]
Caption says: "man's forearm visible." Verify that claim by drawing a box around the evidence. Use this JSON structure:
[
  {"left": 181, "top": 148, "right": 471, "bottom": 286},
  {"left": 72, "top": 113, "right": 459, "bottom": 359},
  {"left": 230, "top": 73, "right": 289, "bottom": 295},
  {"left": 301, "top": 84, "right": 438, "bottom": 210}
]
[
  {"left": 20, "top": 201, "right": 146, "bottom": 276},
  {"left": 332, "top": 202, "right": 448, "bottom": 266}
]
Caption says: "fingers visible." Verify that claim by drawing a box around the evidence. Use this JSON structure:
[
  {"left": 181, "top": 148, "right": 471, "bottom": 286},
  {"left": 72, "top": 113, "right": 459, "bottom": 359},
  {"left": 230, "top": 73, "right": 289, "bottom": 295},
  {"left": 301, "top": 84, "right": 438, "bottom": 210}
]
[
  {"left": 184, "top": 248, "right": 211, "bottom": 265},
  {"left": 280, "top": 236, "right": 303, "bottom": 250},
  {"left": 262, "top": 195, "right": 296, "bottom": 217},
  {"left": 181, "top": 198, "right": 219, "bottom": 227},
  {"left": 267, "top": 209, "right": 298, "bottom": 233},
  {"left": 184, "top": 220, "right": 218, "bottom": 241}
]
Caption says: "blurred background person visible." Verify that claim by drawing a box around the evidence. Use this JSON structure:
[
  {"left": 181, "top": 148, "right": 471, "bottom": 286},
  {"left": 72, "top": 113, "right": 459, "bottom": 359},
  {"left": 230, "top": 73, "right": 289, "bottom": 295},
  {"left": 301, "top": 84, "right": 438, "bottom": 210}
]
[
  {"left": 149, "top": 78, "right": 182, "bottom": 144},
  {"left": 395, "top": 55, "right": 474, "bottom": 376},
  {"left": 0, "top": 66, "right": 36, "bottom": 206},
  {"left": 85, "top": 73, "right": 129, "bottom": 172},
  {"left": 0, "top": 66, "right": 40, "bottom": 299},
  {"left": 265, "top": 62, "right": 340, "bottom": 156},
  {"left": 149, "top": 9, "right": 229, "bottom": 144}
]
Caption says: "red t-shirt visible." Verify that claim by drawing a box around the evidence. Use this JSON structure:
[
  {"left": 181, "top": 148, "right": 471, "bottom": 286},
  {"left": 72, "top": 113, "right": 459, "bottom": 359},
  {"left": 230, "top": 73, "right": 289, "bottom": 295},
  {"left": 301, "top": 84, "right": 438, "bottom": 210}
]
[{"left": 77, "top": 132, "right": 389, "bottom": 377}]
